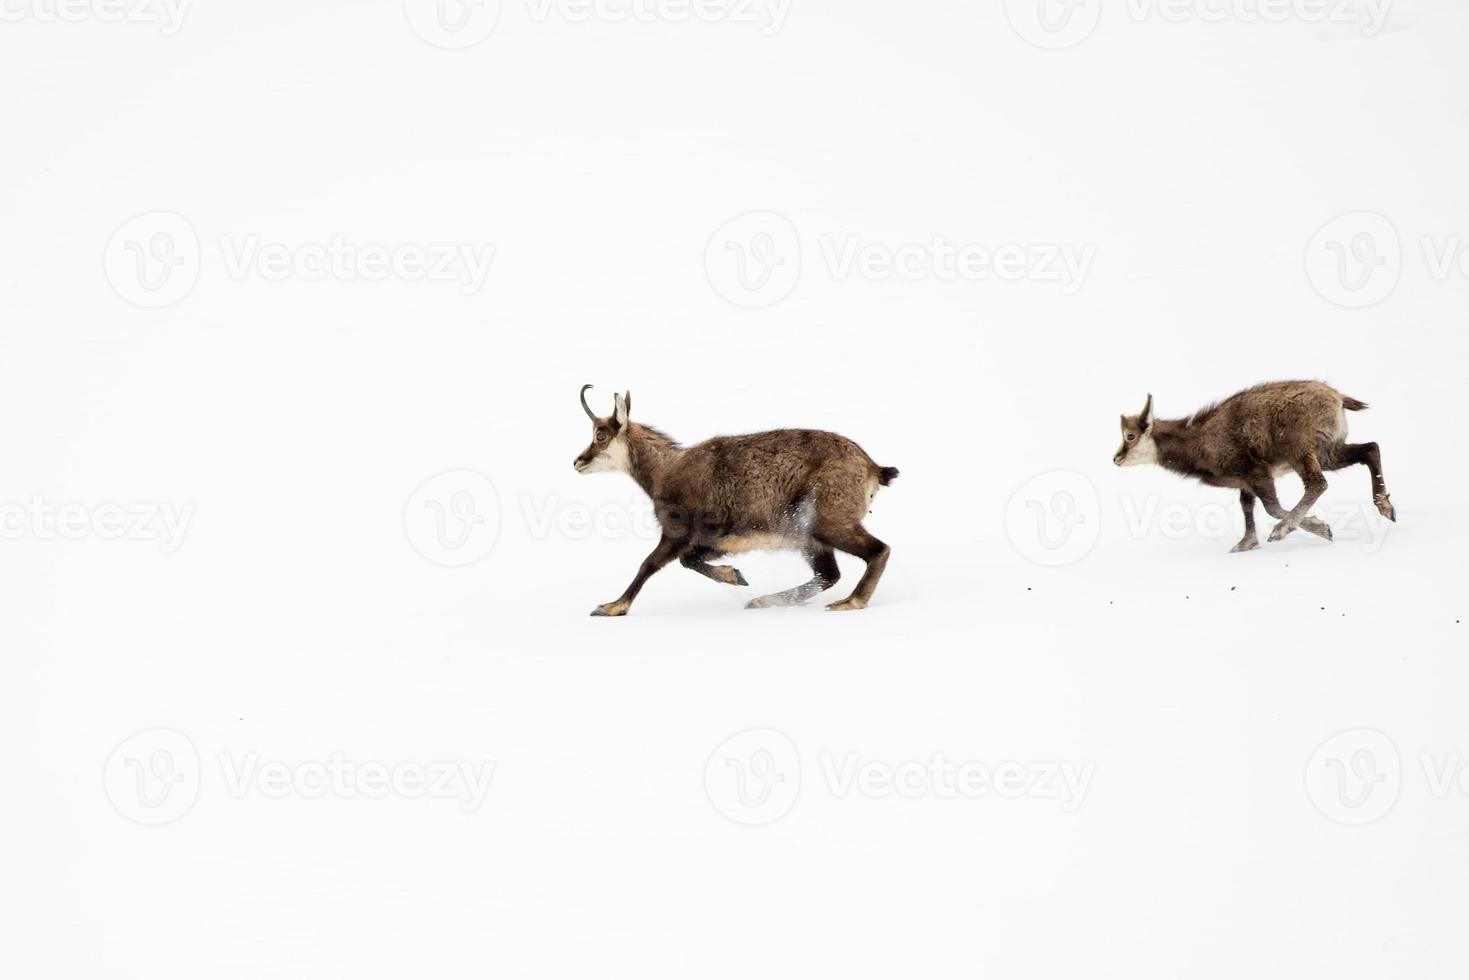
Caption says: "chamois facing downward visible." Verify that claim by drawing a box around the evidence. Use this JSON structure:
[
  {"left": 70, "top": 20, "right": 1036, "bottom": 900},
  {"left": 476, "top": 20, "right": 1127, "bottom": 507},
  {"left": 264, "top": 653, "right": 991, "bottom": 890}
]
[
  {"left": 1113, "top": 380, "right": 1396, "bottom": 553},
  {"left": 573, "top": 386, "right": 898, "bottom": 616}
]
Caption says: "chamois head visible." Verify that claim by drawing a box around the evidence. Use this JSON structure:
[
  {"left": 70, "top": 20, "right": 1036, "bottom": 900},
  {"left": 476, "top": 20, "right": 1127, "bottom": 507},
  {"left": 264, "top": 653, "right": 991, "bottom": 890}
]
[
  {"left": 1113, "top": 393, "right": 1158, "bottom": 467},
  {"left": 573, "top": 384, "right": 632, "bottom": 475}
]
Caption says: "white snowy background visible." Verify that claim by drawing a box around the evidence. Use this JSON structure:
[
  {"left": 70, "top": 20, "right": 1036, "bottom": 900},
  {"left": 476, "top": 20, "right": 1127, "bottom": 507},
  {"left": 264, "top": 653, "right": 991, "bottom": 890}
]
[{"left": 3, "top": 0, "right": 1467, "bottom": 976}]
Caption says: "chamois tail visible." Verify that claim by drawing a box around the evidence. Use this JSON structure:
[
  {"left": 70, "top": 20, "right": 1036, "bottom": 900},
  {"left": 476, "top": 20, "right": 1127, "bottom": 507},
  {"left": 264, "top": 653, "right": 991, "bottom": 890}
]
[
  {"left": 1341, "top": 396, "right": 1369, "bottom": 412},
  {"left": 877, "top": 466, "right": 900, "bottom": 486}
]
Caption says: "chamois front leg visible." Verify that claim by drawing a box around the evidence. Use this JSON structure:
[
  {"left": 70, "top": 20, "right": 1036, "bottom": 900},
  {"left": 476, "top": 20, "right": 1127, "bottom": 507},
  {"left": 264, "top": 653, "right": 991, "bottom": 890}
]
[
  {"left": 1267, "top": 454, "right": 1332, "bottom": 543},
  {"left": 1231, "top": 490, "right": 1260, "bottom": 553},
  {"left": 680, "top": 546, "right": 748, "bottom": 587},
  {"left": 1252, "top": 478, "right": 1332, "bottom": 544},
  {"left": 591, "top": 533, "right": 685, "bottom": 617}
]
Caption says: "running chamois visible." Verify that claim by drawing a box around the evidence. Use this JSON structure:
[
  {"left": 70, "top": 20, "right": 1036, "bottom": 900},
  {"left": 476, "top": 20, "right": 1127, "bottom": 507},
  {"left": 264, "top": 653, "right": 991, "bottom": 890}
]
[
  {"left": 573, "top": 386, "right": 898, "bottom": 615},
  {"left": 1113, "top": 380, "right": 1396, "bottom": 552}
]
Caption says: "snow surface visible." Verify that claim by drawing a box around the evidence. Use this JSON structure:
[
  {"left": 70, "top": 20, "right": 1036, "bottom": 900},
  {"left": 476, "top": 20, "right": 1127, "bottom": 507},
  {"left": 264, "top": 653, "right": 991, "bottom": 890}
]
[{"left": 3, "top": 1, "right": 1467, "bottom": 977}]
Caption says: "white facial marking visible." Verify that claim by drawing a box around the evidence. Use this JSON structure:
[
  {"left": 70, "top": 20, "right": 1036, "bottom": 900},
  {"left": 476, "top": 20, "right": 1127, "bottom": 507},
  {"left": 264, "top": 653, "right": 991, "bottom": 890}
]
[
  {"left": 581, "top": 436, "right": 631, "bottom": 475},
  {"left": 1120, "top": 429, "right": 1159, "bottom": 467}
]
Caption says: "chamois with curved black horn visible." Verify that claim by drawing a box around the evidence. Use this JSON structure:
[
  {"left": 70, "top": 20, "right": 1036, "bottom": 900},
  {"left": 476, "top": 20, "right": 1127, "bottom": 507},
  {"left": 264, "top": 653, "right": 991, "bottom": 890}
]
[
  {"left": 573, "top": 386, "right": 899, "bottom": 615},
  {"left": 1113, "top": 380, "right": 1396, "bottom": 552}
]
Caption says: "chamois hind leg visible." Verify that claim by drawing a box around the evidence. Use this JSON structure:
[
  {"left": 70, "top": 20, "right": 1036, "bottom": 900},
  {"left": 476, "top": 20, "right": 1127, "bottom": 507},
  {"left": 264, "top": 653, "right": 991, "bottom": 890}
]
[
  {"left": 680, "top": 546, "right": 748, "bottom": 587},
  {"left": 818, "top": 525, "right": 889, "bottom": 612},
  {"left": 1231, "top": 489, "right": 1260, "bottom": 553},
  {"left": 1268, "top": 453, "right": 1331, "bottom": 543},
  {"left": 1323, "top": 441, "right": 1396, "bottom": 522},
  {"left": 746, "top": 546, "right": 840, "bottom": 609}
]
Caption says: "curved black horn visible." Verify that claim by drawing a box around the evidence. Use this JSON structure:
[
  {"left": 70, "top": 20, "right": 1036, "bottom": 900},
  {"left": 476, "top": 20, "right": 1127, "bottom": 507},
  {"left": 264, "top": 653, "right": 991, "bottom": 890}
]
[{"left": 579, "top": 384, "right": 598, "bottom": 422}]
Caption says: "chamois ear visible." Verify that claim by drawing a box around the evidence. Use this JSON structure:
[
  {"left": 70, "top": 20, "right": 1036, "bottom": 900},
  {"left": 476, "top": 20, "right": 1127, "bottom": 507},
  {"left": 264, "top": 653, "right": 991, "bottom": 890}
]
[
  {"left": 1141, "top": 393, "right": 1154, "bottom": 428},
  {"left": 623, "top": 391, "right": 632, "bottom": 420},
  {"left": 613, "top": 392, "right": 629, "bottom": 427}
]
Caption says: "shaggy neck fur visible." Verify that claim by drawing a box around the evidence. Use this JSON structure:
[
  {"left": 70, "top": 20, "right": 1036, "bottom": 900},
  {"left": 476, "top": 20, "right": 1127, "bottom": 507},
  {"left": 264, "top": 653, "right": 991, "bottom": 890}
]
[
  {"left": 1148, "top": 417, "right": 1215, "bottom": 481},
  {"left": 624, "top": 422, "right": 683, "bottom": 496}
]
